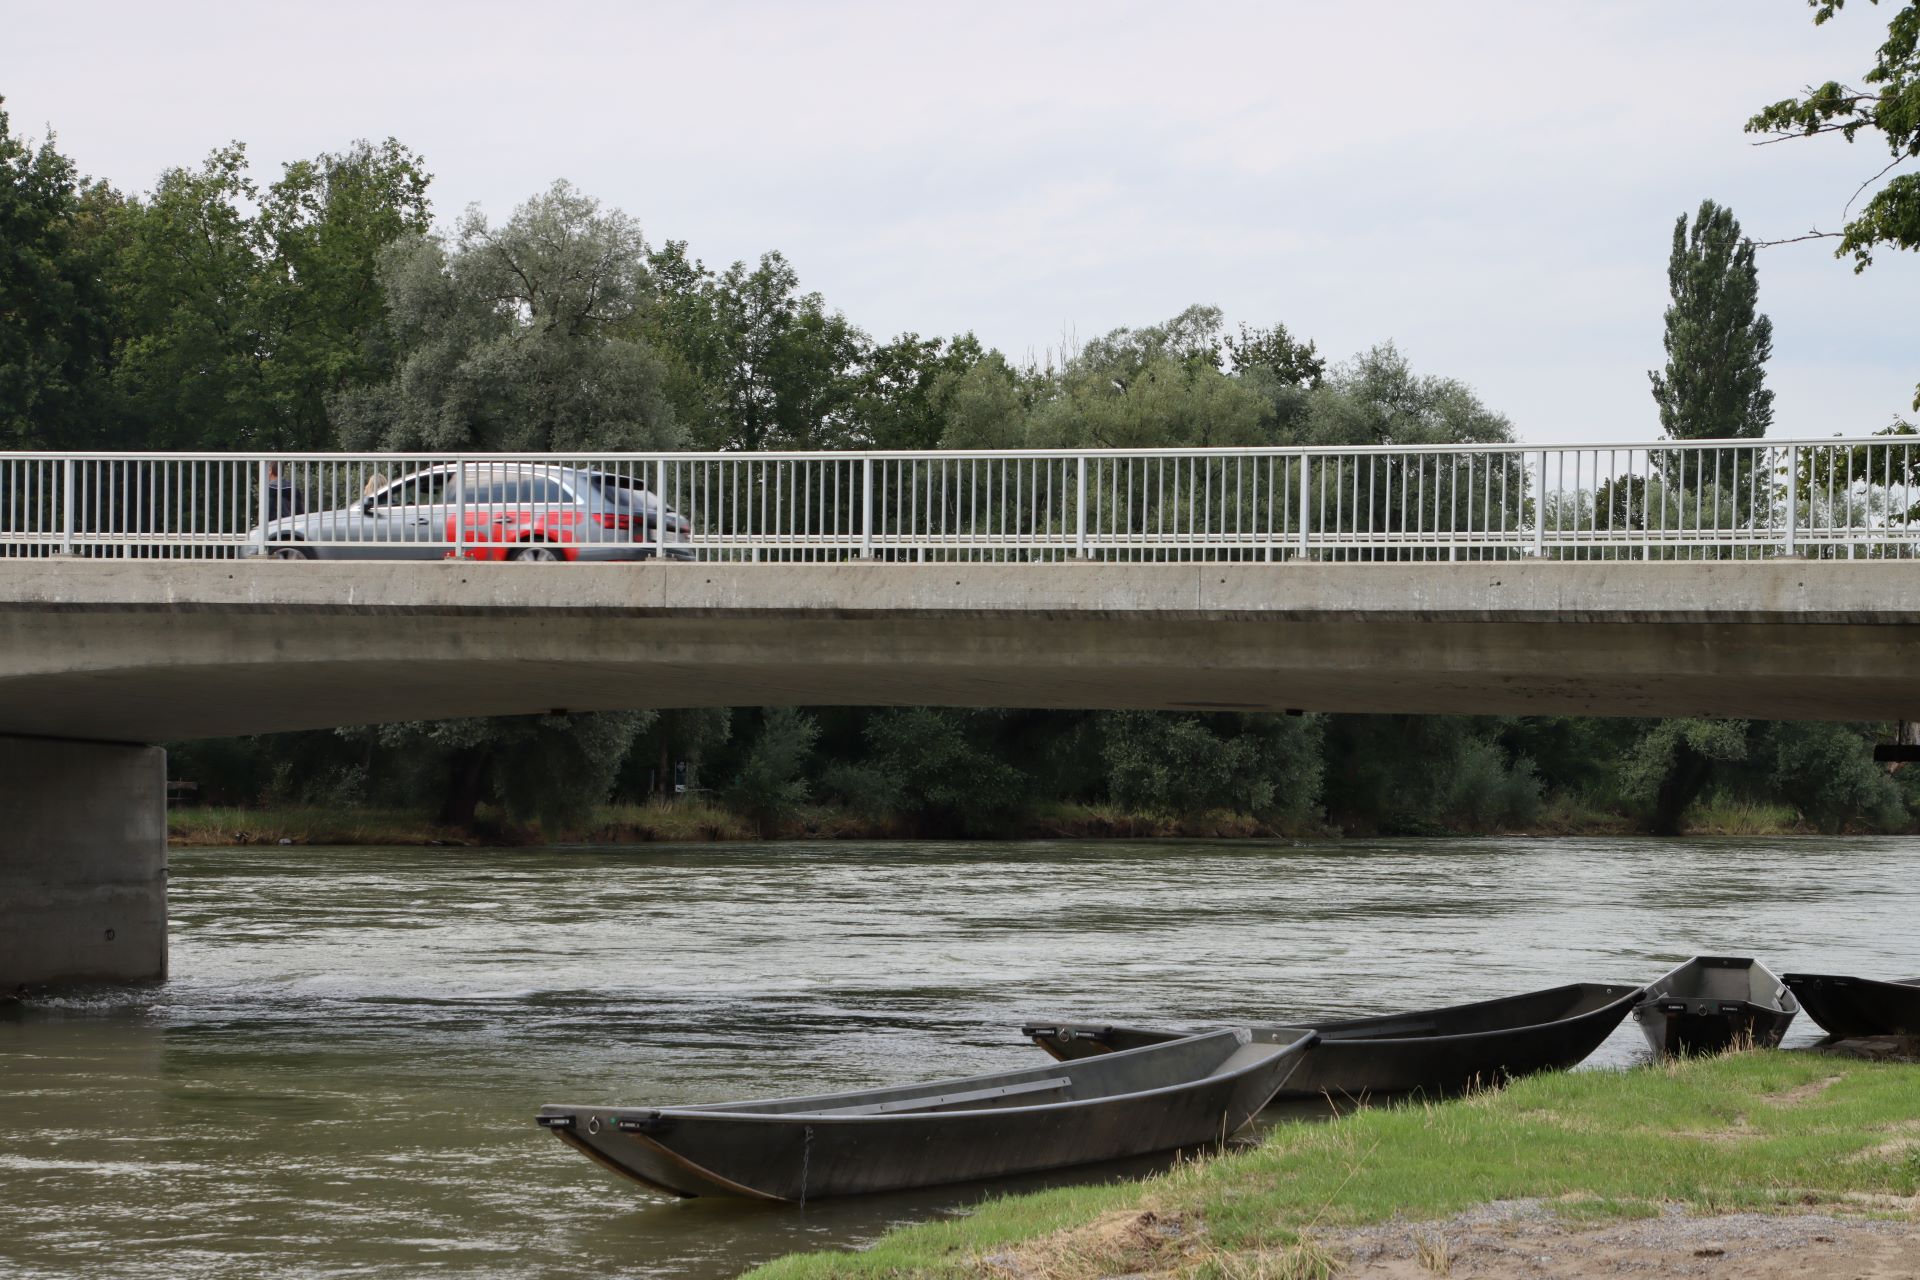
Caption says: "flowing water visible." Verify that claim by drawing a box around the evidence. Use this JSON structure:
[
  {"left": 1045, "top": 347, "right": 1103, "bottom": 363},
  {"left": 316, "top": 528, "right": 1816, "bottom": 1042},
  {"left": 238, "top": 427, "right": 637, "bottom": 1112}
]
[{"left": 3, "top": 837, "right": 1916, "bottom": 1279}]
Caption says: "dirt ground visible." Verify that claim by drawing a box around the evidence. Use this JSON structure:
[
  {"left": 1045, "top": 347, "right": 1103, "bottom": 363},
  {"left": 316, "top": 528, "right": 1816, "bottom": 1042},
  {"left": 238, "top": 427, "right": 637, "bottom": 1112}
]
[{"left": 1329, "top": 1200, "right": 1920, "bottom": 1279}]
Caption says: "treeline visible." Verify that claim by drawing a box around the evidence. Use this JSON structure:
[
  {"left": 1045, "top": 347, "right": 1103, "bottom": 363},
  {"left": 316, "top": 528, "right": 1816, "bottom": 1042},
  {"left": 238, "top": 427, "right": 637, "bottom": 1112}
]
[
  {"left": 6, "top": 103, "right": 1915, "bottom": 838},
  {"left": 169, "top": 708, "right": 1920, "bottom": 839}
]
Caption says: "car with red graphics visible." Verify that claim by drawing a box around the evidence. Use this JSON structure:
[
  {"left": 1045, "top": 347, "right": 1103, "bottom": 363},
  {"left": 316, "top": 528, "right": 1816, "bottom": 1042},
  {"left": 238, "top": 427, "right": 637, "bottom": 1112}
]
[{"left": 248, "top": 464, "right": 692, "bottom": 561}]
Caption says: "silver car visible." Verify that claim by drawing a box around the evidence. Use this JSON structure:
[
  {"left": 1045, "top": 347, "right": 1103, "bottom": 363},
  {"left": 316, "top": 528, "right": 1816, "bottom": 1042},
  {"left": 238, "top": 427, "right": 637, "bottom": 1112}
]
[{"left": 247, "top": 464, "right": 694, "bottom": 562}]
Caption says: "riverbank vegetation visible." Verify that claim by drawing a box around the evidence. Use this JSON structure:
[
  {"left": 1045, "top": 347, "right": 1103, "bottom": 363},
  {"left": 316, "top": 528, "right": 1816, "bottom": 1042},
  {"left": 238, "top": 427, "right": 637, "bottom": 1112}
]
[
  {"left": 165, "top": 711, "right": 1920, "bottom": 845},
  {"left": 744, "top": 1049, "right": 1920, "bottom": 1280},
  {"left": 9, "top": 94, "right": 1920, "bottom": 845},
  {"left": 161, "top": 786, "right": 1888, "bottom": 848}
]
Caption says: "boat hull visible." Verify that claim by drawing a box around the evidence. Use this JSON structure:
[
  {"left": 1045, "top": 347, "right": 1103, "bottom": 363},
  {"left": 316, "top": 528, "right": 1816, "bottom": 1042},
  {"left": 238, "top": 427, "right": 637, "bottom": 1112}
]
[
  {"left": 539, "top": 1028, "right": 1313, "bottom": 1201},
  {"left": 1631, "top": 956, "right": 1798, "bottom": 1058},
  {"left": 1027, "top": 982, "right": 1642, "bottom": 1101},
  {"left": 1783, "top": 973, "right": 1920, "bottom": 1039}
]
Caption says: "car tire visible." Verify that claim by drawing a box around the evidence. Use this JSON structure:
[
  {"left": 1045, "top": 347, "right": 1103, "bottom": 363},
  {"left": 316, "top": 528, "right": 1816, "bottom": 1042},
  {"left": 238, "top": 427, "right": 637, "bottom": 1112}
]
[
  {"left": 509, "top": 543, "right": 563, "bottom": 562},
  {"left": 268, "top": 543, "right": 315, "bottom": 561}
]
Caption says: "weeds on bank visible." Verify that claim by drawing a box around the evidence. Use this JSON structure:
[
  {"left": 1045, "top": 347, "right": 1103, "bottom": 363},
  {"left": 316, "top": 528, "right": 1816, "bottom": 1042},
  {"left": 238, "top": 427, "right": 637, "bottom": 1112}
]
[
  {"left": 170, "top": 794, "right": 1882, "bottom": 846},
  {"left": 745, "top": 1052, "right": 1920, "bottom": 1280}
]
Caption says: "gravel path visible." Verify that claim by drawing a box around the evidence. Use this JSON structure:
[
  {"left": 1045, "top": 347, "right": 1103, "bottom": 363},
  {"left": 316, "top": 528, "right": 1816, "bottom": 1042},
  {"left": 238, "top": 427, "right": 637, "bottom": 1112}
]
[{"left": 1329, "top": 1201, "right": 1920, "bottom": 1278}]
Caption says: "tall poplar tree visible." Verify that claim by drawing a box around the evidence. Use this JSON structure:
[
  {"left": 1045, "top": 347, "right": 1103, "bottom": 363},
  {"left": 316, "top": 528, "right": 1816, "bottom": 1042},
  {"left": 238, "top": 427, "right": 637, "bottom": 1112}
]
[{"left": 1649, "top": 200, "right": 1775, "bottom": 441}]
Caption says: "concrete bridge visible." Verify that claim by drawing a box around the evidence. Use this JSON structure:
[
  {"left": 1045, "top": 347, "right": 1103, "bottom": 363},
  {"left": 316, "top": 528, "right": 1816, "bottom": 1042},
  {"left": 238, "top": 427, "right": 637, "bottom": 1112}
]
[
  {"left": 5, "top": 437, "right": 1919, "bottom": 993},
  {"left": 6, "top": 556, "right": 1920, "bottom": 995}
]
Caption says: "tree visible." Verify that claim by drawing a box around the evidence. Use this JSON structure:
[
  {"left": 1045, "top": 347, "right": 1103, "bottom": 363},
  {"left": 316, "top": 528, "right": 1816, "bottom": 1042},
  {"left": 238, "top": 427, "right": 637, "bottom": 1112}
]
[
  {"left": 256, "top": 139, "right": 432, "bottom": 447},
  {"left": 1758, "top": 721, "right": 1905, "bottom": 833},
  {"left": 1747, "top": 1, "right": 1920, "bottom": 407},
  {"left": 853, "top": 708, "right": 1032, "bottom": 835},
  {"left": 1649, "top": 200, "right": 1774, "bottom": 442},
  {"left": 1099, "top": 711, "right": 1323, "bottom": 823},
  {"left": 0, "top": 99, "right": 117, "bottom": 447},
  {"left": 1296, "top": 343, "right": 1517, "bottom": 448},
  {"left": 855, "top": 332, "right": 987, "bottom": 449},
  {"left": 370, "top": 712, "right": 653, "bottom": 834},
  {"left": 104, "top": 138, "right": 431, "bottom": 451},
  {"left": 1223, "top": 321, "right": 1325, "bottom": 388},
  {"left": 935, "top": 352, "right": 1030, "bottom": 448},
  {"left": 627, "top": 707, "right": 733, "bottom": 798},
  {"left": 726, "top": 708, "right": 819, "bottom": 837},
  {"left": 1027, "top": 305, "right": 1269, "bottom": 448},
  {"left": 644, "top": 243, "right": 866, "bottom": 450},
  {"left": 1321, "top": 716, "right": 1540, "bottom": 834},
  {"left": 1747, "top": 1, "right": 1920, "bottom": 273},
  {"left": 333, "top": 180, "right": 681, "bottom": 451},
  {"left": 1617, "top": 718, "right": 1752, "bottom": 835},
  {"left": 103, "top": 145, "right": 272, "bottom": 449}
]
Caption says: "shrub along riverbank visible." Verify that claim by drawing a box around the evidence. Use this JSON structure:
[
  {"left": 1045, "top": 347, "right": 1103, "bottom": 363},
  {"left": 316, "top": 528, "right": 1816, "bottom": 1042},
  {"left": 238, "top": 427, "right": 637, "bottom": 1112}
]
[
  {"left": 164, "top": 795, "right": 1848, "bottom": 847},
  {"left": 168, "top": 712, "right": 1920, "bottom": 846},
  {"left": 745, "top": 1050, "right": 1920, "bottom": 1280}
]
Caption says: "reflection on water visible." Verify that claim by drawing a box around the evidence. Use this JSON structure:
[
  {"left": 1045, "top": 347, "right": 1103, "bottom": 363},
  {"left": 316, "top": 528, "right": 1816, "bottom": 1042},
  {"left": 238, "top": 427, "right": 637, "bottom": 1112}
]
[{"left": 2, "top": 837, "right": 1916, "bottom": 1279}]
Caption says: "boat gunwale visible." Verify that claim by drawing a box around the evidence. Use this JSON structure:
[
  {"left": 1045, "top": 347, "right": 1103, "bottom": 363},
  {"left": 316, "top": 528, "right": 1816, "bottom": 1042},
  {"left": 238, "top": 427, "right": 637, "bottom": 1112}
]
[
  {"left": 583, "top": 1028, "right": 1317, "bottom": 1126},
  {"left": 1029, "top": 981, "right": 1647, "bottom": 1054},
  {"left": 1637, "top": 956, "right": 1799, "bottom": 1016}
]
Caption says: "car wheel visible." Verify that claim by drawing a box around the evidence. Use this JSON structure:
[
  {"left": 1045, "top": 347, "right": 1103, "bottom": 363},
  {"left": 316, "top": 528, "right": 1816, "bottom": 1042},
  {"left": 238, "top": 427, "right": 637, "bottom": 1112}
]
[
  {"left": 268, "top": 543, "right": 314, "bottom": 561},
  {"left": 509, "top": 543, "right": 563, "bottom": 562}
]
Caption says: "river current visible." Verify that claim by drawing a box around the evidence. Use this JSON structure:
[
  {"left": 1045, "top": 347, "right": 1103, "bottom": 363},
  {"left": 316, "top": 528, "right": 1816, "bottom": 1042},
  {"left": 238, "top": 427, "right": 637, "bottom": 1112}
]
[{"left": 3, "top": 837, "right": 1915, "bottom": 1279}]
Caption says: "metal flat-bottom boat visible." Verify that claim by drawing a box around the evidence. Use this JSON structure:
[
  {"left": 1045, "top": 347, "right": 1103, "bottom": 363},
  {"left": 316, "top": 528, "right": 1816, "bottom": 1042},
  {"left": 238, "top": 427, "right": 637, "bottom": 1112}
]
[
  {"left": 535, "top": 1027, "right": 1315, "bottom": 1201},
  {"left": 1631, "top": 956, "right": 1798, "bottom": 1057},
  {"left": 1024, "top": 981, "right": 1643, "bottom": 1101},
  {"left": 1783, "top": 972, "right": 1920, "bottom": 1039}
]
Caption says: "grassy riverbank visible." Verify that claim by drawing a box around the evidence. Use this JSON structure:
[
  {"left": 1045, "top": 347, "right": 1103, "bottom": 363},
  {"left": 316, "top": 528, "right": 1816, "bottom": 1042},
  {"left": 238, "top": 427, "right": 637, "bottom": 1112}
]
[
  {"left": 164, "top": 798, "right": 1838, "bottom": 846},
  {"left": 746, "top": 1051, "right": 1920, "bottom": 1280}
]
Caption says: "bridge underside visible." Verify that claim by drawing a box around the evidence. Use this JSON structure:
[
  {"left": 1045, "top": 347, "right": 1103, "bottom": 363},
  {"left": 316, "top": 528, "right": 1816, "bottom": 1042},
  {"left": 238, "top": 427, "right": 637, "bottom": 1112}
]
[
  {"left": 5, "top": 558, "right": 1919, "bottom": 991},
  {"left": 4, "top": 560, "right": 1920, "bottom": 739}
]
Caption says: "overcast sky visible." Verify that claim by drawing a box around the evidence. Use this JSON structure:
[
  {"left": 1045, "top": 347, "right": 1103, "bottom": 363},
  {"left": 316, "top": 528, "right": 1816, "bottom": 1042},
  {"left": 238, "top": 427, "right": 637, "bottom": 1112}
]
[{"left": 5, "top": 1, "right": 1915, "bottom": 444}]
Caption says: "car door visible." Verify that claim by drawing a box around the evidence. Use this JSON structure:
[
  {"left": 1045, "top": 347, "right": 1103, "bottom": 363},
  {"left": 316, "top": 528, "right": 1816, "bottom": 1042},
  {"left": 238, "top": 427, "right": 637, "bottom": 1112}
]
[{"left": 358, "top": 470, "right": 450, "bottom": 559}]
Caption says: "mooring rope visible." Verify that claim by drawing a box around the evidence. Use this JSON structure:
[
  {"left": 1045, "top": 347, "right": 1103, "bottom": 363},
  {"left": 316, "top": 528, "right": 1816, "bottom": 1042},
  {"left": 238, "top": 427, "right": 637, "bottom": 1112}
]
[{"left": 798, "top": 1124, "right": 813, "bottom": 1209}]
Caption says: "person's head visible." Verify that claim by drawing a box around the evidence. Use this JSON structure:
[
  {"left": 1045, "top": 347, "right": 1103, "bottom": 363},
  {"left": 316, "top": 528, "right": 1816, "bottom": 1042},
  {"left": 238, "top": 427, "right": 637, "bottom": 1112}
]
[{"left": 267, "top": 460, "right": 282, "bottom": 483}]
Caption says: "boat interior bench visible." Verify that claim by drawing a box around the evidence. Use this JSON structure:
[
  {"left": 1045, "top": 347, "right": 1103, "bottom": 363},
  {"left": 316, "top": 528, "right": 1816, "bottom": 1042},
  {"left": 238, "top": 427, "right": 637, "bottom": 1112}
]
[{"left": 813, "top": 1076, "right": 1074, "bottom": 1116}]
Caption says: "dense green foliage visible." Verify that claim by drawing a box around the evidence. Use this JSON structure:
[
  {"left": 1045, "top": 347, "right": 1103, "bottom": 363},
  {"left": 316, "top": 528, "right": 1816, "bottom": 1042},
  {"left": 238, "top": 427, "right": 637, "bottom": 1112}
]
[
  {"left": 1650, "top": 200, "right": 1774, "bottom": 443},
  {"left": 6, "top": 106, "right": 1917, "bottom": 838}
]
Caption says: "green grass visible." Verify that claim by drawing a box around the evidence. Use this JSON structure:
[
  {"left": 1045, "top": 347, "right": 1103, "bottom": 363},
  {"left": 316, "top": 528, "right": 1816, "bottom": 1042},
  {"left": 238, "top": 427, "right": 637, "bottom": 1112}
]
[
  {"left": 745, "top": 1052, "right": 1920, "bottom": 1280},
  {"left": 1681, "top": 798, "right": 1810, "bottom": 836},
  {"left": 166, "top": 805, "right": 464, "bottom": 846},
  {"left": 167, "top": 799, "right": 874, "bottom": 845}
]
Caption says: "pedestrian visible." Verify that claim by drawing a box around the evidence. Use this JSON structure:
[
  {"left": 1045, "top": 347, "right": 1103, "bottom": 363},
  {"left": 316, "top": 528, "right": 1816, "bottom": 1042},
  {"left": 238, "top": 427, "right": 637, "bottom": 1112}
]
[{"left": 265, "top": 461, "right": 305, "bottom": 521}]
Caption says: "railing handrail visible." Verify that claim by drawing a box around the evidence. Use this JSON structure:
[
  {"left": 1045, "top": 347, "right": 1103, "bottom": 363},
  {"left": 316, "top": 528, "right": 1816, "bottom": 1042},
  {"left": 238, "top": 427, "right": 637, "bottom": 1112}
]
[{"left": 0, "top": 435, "right": 1906, "bottom": 463}]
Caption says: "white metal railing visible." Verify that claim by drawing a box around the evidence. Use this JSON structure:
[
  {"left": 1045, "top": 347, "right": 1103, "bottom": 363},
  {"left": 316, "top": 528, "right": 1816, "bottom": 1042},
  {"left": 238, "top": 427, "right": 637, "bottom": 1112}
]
[{"left": 0, "top": 438, "right": 1915, "bottom": 563}]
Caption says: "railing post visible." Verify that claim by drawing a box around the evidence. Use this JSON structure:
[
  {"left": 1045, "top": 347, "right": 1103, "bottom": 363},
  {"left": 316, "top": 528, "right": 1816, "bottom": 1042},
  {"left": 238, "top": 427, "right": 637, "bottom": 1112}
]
[
  {"left": 1297, "top": 453, "right": 1310, "bottom": 559},
  {"left": 655, "top": 458, "right": 667, "bottom": 559},
  {"left": 1074, "top": 455, "right": 1087, "bottom": 559},
  {"left": 1533, "top": 450, "right": 1545, "bottom": 557},
  {"left": 1784, "top": 444, "right": 1798, "bottom": 557},
  {"left": 257, "top": 459, "right": 270, "bottom": 551},
  {"left": 861, "top": 456, "right": 873, "bottom": 560},
  {"left": 451, "top": 460, "right": 465, "bottom": 559},
  {"left": 60, "top": 458, "right": 74, "bottom": 556}
]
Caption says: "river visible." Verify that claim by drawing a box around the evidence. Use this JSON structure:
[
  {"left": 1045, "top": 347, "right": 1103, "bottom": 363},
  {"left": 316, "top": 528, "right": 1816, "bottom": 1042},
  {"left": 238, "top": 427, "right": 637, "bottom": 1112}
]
[{"left": 3, "top": 837, "right": 1915, "bottom": 1279}]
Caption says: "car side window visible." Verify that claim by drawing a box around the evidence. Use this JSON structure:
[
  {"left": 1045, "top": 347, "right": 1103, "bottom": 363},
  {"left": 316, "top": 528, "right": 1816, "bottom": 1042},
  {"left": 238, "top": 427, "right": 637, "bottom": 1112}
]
[
  {"left": 523, "top": 476, "right": 569, "bottom": 503},
  {"left": 373, "top": 472, "right": 449, "bottom": 507}
]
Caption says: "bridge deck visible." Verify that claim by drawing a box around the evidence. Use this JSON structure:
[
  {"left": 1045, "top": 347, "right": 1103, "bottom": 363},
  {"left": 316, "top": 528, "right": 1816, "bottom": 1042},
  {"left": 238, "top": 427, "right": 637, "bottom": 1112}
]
[{"left": 2, "top": 560, "right": 1917, "bottom": 740}]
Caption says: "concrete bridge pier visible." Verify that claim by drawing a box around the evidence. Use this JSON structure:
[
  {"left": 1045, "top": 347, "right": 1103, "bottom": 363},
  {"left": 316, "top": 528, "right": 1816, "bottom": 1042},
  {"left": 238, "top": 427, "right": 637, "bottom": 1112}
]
[{"left": 0, "top": 736, "right": 167, "bottom": 994}]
